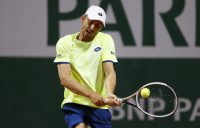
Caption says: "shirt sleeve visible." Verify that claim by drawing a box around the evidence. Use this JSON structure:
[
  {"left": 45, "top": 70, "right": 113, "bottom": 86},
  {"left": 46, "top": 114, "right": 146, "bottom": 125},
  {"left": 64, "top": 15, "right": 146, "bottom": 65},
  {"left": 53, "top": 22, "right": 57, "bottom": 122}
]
[
  {"left": 53, "top": 37, "right": 70, "bottom": 64},
  {"left": 101, "top": 35, "right": 118, "bottom": 64}
]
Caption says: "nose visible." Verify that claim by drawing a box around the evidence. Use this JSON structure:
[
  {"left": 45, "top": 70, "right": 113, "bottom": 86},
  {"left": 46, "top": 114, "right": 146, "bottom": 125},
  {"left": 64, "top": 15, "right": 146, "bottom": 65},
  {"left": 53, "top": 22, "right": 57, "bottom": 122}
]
[{"left": 90, "top": 24, "right": 94, "bottom": 30}]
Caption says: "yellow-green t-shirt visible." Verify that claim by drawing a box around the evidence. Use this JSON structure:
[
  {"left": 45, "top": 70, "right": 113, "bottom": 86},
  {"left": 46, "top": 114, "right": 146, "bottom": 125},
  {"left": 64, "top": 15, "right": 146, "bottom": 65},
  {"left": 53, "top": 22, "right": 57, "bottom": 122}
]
[{"left": 54, "top": 32, "right": 118, "bottom": 109}]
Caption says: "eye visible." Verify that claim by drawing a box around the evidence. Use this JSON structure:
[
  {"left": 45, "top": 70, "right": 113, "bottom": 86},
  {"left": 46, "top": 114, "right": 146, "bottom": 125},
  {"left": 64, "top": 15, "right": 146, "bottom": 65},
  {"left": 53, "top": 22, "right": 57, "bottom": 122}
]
[
  {"left": 96, "top": 24, "right": 101, "bottom": 28},
  {"left": 90, "top": 21, "right": 94, "bottom": 25},
  {"left": 89, "top": 20, "right": 103, "bottom": 29},
  {"left": 96, "top": 22, "right": 103, "bottom": 29}
]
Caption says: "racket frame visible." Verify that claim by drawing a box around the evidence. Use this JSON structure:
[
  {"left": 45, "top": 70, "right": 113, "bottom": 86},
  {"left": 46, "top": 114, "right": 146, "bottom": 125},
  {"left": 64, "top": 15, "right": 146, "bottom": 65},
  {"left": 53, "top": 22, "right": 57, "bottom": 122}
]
[{"left": 119, "top": 82, "right": 179, "bottom": 118}]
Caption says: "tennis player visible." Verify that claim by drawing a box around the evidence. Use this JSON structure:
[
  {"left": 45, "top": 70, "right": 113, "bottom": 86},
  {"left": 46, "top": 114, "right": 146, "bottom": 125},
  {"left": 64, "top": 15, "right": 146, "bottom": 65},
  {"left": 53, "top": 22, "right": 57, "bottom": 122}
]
[{"left": 54, "top": 5, "right": 121, "bottom": 128}]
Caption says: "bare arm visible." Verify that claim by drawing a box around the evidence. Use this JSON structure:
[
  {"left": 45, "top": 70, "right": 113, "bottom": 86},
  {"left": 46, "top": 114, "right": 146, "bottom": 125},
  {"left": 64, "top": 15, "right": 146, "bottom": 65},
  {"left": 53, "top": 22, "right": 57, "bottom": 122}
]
[
  {"left": 103, "top": 62, "right": 116, "bottom": 95},
  {"left": 103, "top": 62, "right": 121, "bottom": 106},
  {"left": 57, "top": 63, "right": 105, "bottom": 106}
]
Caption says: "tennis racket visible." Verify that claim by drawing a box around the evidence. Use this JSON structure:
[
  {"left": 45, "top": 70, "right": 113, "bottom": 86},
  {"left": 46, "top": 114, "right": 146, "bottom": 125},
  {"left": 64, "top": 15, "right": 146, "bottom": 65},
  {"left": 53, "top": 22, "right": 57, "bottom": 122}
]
[{"left": 108, "top": 82, "right": 178, "bottom": 118}]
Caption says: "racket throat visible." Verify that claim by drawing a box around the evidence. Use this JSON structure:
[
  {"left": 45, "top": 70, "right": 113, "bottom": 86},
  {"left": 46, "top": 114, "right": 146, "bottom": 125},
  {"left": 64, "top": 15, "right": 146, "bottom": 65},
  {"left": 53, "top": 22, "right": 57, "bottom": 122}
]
[{"left": 122, "top": 101, "right": 138, "bottom": 108}]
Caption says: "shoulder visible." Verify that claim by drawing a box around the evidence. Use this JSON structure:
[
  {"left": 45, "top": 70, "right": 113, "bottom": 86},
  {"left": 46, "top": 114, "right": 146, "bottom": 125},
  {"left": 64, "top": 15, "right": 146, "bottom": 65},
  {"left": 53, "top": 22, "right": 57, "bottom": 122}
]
[
  {"left": 96, "top": 32, "right": 115, "bottom": 46},
  {"left": 56, "top": 33, "right": 77, "bottom": 47},
  {"left": 95, "top": 32, "right": 115, "bottom": 44},
  {"left": 57, "top": 33, "right": 75, "bottom": 43},
  {"left": 96, "top": 32, "right": 113, "bottom": 40}
]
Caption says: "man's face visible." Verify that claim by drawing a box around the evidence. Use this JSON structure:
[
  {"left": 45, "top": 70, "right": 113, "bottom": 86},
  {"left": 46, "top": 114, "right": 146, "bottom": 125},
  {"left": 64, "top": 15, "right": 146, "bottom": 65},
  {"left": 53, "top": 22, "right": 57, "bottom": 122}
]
[{"left": 81, "top": 16, "right": 104, "bottom": 40}]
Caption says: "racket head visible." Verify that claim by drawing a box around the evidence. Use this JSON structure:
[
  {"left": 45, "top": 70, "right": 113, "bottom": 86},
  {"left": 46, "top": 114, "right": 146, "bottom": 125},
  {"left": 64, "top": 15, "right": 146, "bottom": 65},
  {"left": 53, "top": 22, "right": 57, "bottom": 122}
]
[{"left": 135, "top": 82, "right": 178, "bottom": 118}]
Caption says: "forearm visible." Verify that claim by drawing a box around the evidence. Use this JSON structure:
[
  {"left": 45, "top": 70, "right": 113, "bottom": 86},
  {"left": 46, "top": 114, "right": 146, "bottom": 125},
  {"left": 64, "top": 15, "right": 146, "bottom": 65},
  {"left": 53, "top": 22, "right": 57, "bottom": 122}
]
[
  {"left": 105, "top": 71, "right": 116, "bottom": 95},
  {"left": 57, "top": 64, "right": 106, "bottom": 106},
  {"left": 103, "top": 62, "right": 117, "bottom": 95},
  {"left": 104, "top": 69, "right": 121, "bottom": 106},
  {"left": 60, "top": 76, "right": 94, "bottom": 98},
  {"left": 57, "top": 64, "right": 94, "bottom": 98}
]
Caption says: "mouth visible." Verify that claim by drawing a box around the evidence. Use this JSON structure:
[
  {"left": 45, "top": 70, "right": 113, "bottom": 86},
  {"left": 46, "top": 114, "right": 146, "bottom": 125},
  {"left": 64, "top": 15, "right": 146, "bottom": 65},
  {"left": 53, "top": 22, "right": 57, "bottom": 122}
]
[{"left": 86, "top": 28, "right": 93, "bottom": 34}]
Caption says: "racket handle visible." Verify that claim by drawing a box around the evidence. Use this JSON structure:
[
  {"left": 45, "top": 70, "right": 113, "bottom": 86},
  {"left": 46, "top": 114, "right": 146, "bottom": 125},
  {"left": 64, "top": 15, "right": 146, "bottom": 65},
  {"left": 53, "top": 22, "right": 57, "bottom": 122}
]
[
  {"left": 118, "top": 99, "right": 123, "bottom": 102},
  {"left": 104, "top": 98, "right": 122, "bottom": 104},
  {"left": 103, "top": 99, "right": 111, "bottom": 104}
]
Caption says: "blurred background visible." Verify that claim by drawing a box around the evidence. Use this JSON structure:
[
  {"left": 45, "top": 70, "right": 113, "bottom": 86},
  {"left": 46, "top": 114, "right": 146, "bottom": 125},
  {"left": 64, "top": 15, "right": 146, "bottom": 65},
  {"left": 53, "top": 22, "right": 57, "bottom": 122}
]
[{"left": 0, "top": 0, "right": 199, "bottom": 128}]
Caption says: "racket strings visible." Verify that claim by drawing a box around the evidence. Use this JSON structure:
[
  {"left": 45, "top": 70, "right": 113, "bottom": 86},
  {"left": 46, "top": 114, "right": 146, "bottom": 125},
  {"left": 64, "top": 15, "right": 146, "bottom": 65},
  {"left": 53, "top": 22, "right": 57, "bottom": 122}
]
[{"left": 137, "top": 84, "right": 177, "bottom": 117}]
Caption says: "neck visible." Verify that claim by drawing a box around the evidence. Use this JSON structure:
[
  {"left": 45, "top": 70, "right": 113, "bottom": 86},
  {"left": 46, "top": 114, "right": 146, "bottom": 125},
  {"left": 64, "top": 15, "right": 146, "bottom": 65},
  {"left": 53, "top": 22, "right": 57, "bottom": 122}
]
[{"left": 77, "top": 32, "right": 94, "bottom": 42}]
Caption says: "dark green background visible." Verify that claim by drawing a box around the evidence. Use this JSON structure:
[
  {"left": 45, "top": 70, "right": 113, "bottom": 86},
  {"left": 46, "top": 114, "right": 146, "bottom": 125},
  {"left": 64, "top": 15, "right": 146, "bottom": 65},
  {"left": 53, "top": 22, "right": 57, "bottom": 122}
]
[{"left": 0, "top": 58, "right": 199, "bottom": 128}]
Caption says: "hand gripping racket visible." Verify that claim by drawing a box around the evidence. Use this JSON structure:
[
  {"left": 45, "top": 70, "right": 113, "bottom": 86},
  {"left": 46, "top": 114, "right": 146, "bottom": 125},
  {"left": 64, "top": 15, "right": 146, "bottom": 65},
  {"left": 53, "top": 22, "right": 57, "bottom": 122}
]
[{"left": 113, "top": 82, "right": 178, "bottom": 118}]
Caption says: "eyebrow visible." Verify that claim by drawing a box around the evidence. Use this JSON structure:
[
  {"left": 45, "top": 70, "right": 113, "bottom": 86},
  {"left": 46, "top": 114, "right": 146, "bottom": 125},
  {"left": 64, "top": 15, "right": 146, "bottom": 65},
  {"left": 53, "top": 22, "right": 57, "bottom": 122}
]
[{"left": 92, "top": 20, "right": 103, "bottom": 25}]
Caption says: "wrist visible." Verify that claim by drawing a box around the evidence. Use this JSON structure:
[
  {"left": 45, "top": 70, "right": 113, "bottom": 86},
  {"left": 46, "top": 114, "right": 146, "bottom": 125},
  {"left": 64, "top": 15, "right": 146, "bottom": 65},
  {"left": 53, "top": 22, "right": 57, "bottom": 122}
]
[{"left": 107, "top": 93, "right": 116, "bottom": 98}]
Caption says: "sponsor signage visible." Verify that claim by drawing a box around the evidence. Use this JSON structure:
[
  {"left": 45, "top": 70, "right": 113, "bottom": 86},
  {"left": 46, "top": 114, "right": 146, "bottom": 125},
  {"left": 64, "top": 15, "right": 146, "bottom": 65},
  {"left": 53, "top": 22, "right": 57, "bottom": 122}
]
[{"left": 0, "top": 0, "right": 199, "bottom": 58}]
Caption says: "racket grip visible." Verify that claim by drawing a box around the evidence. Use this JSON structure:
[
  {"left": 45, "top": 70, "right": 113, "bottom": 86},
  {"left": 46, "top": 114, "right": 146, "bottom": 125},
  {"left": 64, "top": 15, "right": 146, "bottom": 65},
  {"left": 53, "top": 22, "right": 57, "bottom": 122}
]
[
  {"left": 103, "top": 99, "right": 111, "bottom": 104},
  {"left": 104, "top": 98, "right": 122, "bottom": 104},
  {"left": 118, "top": 99, "right": 123, "bottom": 102}
]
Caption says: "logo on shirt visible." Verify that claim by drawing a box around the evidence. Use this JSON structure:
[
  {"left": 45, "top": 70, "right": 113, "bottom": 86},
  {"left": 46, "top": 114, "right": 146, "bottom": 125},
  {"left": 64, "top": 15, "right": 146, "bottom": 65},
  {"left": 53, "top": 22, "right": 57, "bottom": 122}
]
[
  {"left": 56, "top": 54, "right": 62, "bottom": 57},
  {"left": 94, "top": 47, "right": 102, "bottom": 52}
]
